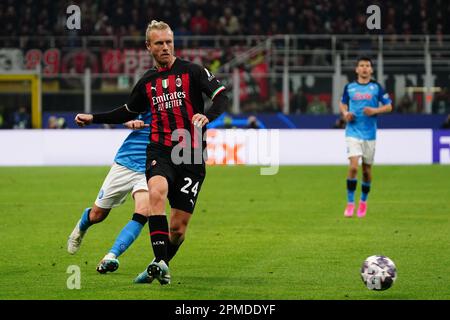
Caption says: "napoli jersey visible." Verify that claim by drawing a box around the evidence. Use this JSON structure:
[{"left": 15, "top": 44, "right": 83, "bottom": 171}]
[
  {"left": 341, "top": 80, "right": 391, "bottom": 140},
  {"left": 114, "top": 112, "right": 151, "bottom": 173}
]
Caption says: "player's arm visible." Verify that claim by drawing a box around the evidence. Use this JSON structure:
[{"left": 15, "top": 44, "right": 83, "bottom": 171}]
[
  {"left": 339, "top": 84, "right": 354, "bottom": 122},
  {"left": 364, "top": 84, "right": 393, "bottom": 116},
  {"left": 192, "top": 92, "right": 229, "bottom": 127},
  {"left": 192, "top": 66, "right": 228, "bottom": 128},
  {"left": 363, "top": 104, "right": 392, "bottom": 116},
  {"left": 124, "top": 119, "right": 149, "bottom": 130},
  {"left": 75, "top": 105, "right": 138, "bottom": 127},
  {"left": 339, "top": 102, "right": 354, "bottom": 122},
  {"left": 75, "top": 81, "right": 147, "bottom": 127},
  {"left": 192, "top": 92, "right": 228, "bottom": 128}
]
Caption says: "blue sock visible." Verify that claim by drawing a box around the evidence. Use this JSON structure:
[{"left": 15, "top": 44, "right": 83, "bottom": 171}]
[
  {"left": 361, "top": 181, "right": 371, "bottom": 202},
  {"left": 110, "top": 213, "right": 147, "bottom": 258},
  {"left": 347, "top": 179, "right": 357, "bottom": 203},
  {"left": 79, "top": 207, "right": 92, "bottom": 232}
]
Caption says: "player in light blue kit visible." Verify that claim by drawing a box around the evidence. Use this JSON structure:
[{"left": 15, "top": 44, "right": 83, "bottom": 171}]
[
  {"left": 339, "top": 56, "right": 392, "bottom": 218},
  {"left": 67, "top": 113, "right": 151, "bottom": 273}
]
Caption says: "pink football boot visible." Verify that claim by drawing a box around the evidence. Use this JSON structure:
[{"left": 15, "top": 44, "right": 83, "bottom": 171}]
[
  {"left": 357, "top": 201, "right": 367, "bottom": 218},
  {"left": 344, "top": 203, "right": 355, "bottom": 217}
]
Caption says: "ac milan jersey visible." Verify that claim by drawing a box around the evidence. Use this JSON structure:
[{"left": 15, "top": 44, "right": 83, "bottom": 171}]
[{"left": 125, "top": 58, "right": 226, "bottom": 155}]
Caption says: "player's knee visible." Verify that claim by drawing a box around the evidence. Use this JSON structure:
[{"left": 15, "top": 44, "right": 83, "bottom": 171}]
[
  {"left": 149, "top": 188, "right": 166, "bottom": 204},
  {"left": 349, "top": 166, "right": 358, "bottom": 177}
]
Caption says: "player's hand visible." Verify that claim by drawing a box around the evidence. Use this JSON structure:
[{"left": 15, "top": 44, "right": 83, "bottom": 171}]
[
  {"left": 343, "top": 111, "right": 355, "bottom": 122},
  {"left": 75, "top": 114, "right": 93, "bottom": 127},
  {"left": 192, "top": 114, "right": 209, "bottom": 128},
  {"left": 363, "top": 107, "right": 378, "bottom": 116},
  {"left": 124, "top": 120, "right": 149, "bottom": 130}
]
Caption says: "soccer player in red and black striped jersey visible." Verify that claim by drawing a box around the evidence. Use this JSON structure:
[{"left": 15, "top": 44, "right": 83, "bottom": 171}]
[{"left": 75, "top": 20, "right": 228, "bottom": 285}]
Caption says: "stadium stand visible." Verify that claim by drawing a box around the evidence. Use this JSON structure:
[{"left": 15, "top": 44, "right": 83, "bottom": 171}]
[
  {"left": 0, "top": 0, "right": 449, "bottom": 127},
  {"left": 2, "top": 0, "right": 449, "bottom": 37}
]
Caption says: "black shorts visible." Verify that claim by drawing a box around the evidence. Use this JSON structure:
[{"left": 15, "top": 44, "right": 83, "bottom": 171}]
[{"left": 145, "top": 147, "right": 206, "bottom": 214}]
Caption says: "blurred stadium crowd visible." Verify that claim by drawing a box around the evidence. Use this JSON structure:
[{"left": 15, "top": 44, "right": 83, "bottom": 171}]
[
  {"left": 1, "top": 0, "right": 449, "bottom": 37},
  {"left": 1, "top": 0, "right": 450, "bottom": 128}
]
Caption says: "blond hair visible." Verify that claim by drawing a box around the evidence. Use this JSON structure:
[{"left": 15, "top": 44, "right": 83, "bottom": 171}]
[{"left": 145, "top": 20, "right": 172, "bottom": 40}]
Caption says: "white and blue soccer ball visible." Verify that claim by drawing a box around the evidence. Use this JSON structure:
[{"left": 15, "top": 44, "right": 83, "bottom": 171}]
[{"left": 361, "top": 255, "right": 397, "bottom": 291}]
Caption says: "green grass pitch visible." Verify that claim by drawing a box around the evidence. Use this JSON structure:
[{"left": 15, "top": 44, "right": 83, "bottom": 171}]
[{"left": 0, "top": 165, "right": 449, "bottom": 300}]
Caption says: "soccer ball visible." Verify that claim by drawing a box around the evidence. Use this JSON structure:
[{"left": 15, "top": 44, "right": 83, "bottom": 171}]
[{"left": 361, "top": 255, "right": 397, "bottom": 291}]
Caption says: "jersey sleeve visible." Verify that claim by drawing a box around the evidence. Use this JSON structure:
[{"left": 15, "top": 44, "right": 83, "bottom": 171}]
[
  {"left": 125, "top": 80, "right": 147, "bottom": 113},
  {"left": 195, "top": 65, "right": 226, "bottom": 100},
  {"left": 377, "top": 84, "right": 392, "bottom": 106},
  {"left": 341, "top": 84, "right": 349, "bottom": 104}
]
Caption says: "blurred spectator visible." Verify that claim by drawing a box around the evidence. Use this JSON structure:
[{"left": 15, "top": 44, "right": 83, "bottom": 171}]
[
  {"left": 290, "top": 88, "right": 308, "bottom": 114},
  {"left": 47, "top": 116, "right": 58, "bottom": 129},
  {"left": 12, "top": 106, "right": 31, "bottom": 129},
  {"left": 112, "top": 7, "right": 127, "bottom": 30},
  {"left": 396, "top": 93, "right": 415, "bottom": 113},
  {"left": 432, "top": 88, "right": 450, "bottom": 114},
  {"left": 262, "top": 95, "right": 280, "bottom": 113},
  {"left": 3, "top": 1, "right": 450, "bottom": 37},
  {"left": 219, "top": 7, "right": 240, "bottom": 35},
  {"left": 306, "top": 95, "right": 328, "bottom": 114},
  {"left": 47, "top": 116, "right": 67, "bottom": 129},
  {"left": 311, "top": 48, "right": 329, "bottom": 66},
  {"left": 0, "top": 105, "right": 9, "bottom": 128},
  {"left": 223, "top": 115, "right": 233, "bottom": 129},
  {"left": 246, "top": 115, "right": 261, "bottom": 129},
  {"left": 57, "top": 117, "right": 67, "bottom": 129},
  {"left": 441, "top": 115, "right": 450, "bottom": 129},
  {"left": 206, "top": 50, "right": 222, "bottom": 73},
  {"left": 0, "top": 107, "right": 5, "bottom": 129},
  {"left": 190, "top": 9, "right": 209, "bottom": 35},
  {"left": 178, "top": 6, "right": 191, "bottom": 30}
]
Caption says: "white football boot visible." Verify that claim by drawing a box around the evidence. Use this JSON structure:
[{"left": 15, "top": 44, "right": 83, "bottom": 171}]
[{"left": 67, "top": 219, "right": 86, "bottom": 254}]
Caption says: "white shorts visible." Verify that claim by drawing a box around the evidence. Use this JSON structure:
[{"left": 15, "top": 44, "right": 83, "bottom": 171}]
[
  {"left": 346, "top": 137, "right": 376, "bottom": 165},
  {"left": 95, "top": 162, "right": 148, "bottom": 209}
]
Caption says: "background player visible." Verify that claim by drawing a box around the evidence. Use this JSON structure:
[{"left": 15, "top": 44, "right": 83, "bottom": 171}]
[
  {"left": 68, "top": 115, "right": 151, "bottom": 273},
  {"left": 339, "top": 56, "right": 392, "bottom": 218},
  {"left": 74, "top": 20, "right": 229, "bottom": 285}
]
